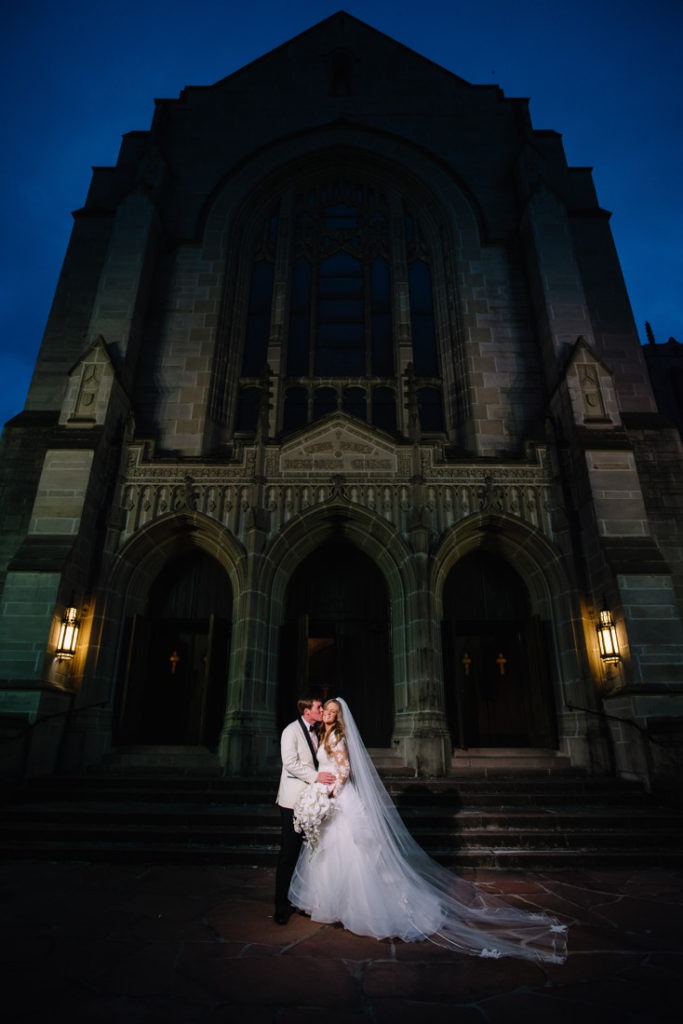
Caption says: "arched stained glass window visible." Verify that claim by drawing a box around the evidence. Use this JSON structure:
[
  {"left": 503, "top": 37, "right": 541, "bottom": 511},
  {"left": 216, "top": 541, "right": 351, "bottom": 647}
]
[
  {"left": 405, "top": 205, "right": 444, "bottom": 430},
  {"left": 313, "top": 386, "right": 338, "bottom": 421},
  {"left": 283, "top": 386, "right": 308, "bottom": 433},
  {"left": 409, "top": 261, "right": 438, "bottom": 378},
  {"left": 417, "top": 386, "right": 445, "bottom": 433},
  {"left": 372, "top": 386, "right": 397, "bottom": 433},
  {"left": 343, "top": 386, "right": 367, "bottom": 421},
  {"left": 235, "top": 386, "right": 261, "bottom": 433},
  {"left": 287, "top": 259, "right": 312, "bottom": 376},
  {"left": 241, "top": 261, "right": 274, "bottom": 376},
  {"left": 371, "top": 257, "right": 392, "bottom": 376},
  {"left": 315, "top": 252, "right": 365, "bottom": 375},
  {"left": 228, "top": 178, "right": 448, "bottom": 439}
]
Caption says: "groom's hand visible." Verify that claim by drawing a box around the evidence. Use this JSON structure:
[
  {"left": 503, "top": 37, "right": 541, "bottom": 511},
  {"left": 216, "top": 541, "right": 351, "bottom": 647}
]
[{"left": 317, "top": 771, "right": 336, "bottom": 785}]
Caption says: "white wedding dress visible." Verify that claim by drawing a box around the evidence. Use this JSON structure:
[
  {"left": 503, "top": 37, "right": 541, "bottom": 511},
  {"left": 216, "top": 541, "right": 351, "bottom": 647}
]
[{"left": 289, "top": 699, "right": 567, "bottom": 963}]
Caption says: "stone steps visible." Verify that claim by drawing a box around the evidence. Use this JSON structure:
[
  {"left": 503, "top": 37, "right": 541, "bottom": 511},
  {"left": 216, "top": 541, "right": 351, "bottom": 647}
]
[
  {"left": 2, "top": 768, "right": 682, "bottom": 870},
  {"left": 451, "top": 746, "right": 574, "bottom": 774},
  {"left": 3, "top": 813, "right": 679, "bottom": 849},
  {"left": 97, "top": 745, "right": 224, "bottom": 774}
]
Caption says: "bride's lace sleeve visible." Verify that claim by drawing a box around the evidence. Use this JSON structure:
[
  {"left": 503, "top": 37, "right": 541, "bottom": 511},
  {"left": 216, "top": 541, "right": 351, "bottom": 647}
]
[{"left": 329, "top": 736, "right": 350, "bottom": 795}]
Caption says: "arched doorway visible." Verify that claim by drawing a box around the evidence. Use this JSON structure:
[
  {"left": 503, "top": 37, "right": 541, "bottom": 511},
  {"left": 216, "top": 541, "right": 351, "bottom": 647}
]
[
  {"left": 116, "top": 551, "right": 232, "bottom": 747},
  {"left": 279, "top": 540, "right": 392, "bottom": 745},
  {"left": 442, "top": 550, "right": 557, "bottom": 748}
]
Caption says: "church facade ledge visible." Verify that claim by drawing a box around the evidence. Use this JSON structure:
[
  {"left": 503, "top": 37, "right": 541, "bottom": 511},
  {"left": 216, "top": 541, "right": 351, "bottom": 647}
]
[{"left": 117, "top": 427, "right": 557, "bottom": 550}]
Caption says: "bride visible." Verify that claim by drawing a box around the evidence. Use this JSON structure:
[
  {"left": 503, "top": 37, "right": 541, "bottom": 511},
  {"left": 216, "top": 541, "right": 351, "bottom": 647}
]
[{"left": 289, "top": 697, "right": 568, "bottom": 963}]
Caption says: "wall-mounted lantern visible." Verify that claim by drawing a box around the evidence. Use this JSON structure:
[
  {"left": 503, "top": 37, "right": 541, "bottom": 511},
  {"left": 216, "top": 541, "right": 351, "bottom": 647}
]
[
  {"left": 596, "top": 605, "right": 620, "bottom": 664},
  {"left": 55, "top": 606, "right": 80, "bottom": 661}
]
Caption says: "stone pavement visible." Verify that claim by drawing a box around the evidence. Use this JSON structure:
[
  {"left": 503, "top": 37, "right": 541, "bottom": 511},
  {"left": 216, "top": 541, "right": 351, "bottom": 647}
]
[{"left": 0, "top": 859, "right": 681, "bottom": 1023}]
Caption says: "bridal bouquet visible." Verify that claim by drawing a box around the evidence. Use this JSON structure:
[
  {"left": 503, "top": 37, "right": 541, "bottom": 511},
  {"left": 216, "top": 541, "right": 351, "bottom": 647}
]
[{"left": 293, "top": 782, "right": 335, "bottom": 854}]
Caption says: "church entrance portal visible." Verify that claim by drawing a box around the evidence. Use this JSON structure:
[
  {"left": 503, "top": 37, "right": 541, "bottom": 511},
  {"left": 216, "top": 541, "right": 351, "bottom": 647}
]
[
  {"left": 279, "top": 541, "right": 392, "bottom": 746},
  {"left": 116, "top": 551, "right": 232, "bottom": 748},
  {"left": 442, "top": 551, "right": 557, "bottom": 748}
]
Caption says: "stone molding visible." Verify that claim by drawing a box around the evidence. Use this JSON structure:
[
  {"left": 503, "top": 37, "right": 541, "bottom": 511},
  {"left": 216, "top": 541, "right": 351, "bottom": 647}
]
[{"left": 118, "top": 424, "right": 556, "bottom": 548}]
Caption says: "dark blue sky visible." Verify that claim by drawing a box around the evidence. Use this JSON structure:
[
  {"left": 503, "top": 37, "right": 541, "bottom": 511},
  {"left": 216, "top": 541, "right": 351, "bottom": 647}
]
[{"left": 2, "top": 0, "right": 681, "bottom": 429}]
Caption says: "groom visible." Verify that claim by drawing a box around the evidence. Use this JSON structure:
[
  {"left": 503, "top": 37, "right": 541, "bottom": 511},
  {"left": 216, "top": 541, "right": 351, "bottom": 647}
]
[{"left": 274, "top": 696, "right": 336, "bottom": 924}]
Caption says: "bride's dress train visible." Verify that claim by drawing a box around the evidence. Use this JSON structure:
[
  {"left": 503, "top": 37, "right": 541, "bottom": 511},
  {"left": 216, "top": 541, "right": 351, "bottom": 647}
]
[{"left": 289, "top": 700, "right": 567, "bottom": 963}]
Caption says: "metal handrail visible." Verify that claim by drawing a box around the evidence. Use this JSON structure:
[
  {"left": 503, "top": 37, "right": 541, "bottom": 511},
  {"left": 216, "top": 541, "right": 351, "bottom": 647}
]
[
  {"left": 0, "top": 699, "right": 109, "bottom": 745},
  {"left": 565, "top": 701, "right": 662, "bottom": 745}
]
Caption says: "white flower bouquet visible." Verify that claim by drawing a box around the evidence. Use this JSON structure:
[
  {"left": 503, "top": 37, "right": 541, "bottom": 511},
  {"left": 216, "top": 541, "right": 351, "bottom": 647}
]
[{"left": 293, "top": 782, "right": 335, "bottom": 854}]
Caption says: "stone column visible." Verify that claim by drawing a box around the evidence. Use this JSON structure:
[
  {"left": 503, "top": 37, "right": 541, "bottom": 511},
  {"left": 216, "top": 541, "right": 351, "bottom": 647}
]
[
  {"left": 392, "top": 501, "right": 451, "bottom": 776},
  {"left": 219, "top": 505, "right": 274, "bottom": 776}
]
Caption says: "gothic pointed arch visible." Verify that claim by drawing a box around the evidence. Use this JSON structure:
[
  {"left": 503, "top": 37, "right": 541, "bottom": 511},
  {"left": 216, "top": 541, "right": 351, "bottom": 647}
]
[
  {"left": 280, "top": 538, "right": 392, "bottom": 743},
  {"left": 200, "top": 127, "right": 486, "bottom": 455},
  {"left": 258, "top": 502, "right": 419, "bottom": 743},
  {"left": 261, "top": 499, "right": 416, "bottom": 615},
  {"left": 94, "top": 514, "right": 244, "bottom": 748},
  {"left": 433, "top": 514, "right": 580, "bottom": 751}
]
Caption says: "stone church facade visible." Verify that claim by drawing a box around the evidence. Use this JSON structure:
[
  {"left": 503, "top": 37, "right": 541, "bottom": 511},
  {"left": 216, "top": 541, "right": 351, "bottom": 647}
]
[{"left": 2, "top": 13, "right": 683, "bottom": 784}]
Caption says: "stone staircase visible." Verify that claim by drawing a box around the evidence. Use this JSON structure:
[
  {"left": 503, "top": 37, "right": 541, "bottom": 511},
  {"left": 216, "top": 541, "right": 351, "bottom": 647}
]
[
  {"left": 1, "top": 747, "right": 682, "bottom": 870},
  {"left": 451, "top": 746, "right": 574, "bottom": 774}
]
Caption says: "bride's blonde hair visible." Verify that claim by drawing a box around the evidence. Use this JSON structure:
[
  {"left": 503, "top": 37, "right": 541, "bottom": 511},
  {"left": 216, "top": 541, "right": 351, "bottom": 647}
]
[{"left": 323, "top": 698, "right": 346, "bottom": 754}]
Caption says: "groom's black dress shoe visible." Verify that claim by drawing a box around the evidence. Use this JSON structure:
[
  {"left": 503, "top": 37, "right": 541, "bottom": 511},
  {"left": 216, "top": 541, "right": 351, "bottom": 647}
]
[{"left": 274, "top": 906, "right": 292, "bottom": 925}]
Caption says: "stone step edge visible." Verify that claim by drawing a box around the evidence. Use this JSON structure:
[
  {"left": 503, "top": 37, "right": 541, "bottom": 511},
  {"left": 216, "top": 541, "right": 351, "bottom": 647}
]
[
  {"left": 3, "top": 804, "right": 671, "bottom": 819},
  {"left": 1, "top": 841, "right": 681, "bottom": 868}
]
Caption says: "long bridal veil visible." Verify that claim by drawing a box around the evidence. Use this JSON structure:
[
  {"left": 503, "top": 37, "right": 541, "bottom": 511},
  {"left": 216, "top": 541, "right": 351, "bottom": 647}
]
[{"left": 337, "top": 698, "right": 567, "bottom": 963}]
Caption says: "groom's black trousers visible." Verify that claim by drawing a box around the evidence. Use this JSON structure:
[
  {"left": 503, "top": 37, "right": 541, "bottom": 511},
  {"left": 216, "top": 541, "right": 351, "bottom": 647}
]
[{"left": 275, "top": 806, "right": 303, "bottom": 913}]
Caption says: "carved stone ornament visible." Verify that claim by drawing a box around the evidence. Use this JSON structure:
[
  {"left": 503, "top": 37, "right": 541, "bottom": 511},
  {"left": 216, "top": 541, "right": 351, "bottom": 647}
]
[{"left": 279, "top": 416, "right": 397, "bottom": 475}]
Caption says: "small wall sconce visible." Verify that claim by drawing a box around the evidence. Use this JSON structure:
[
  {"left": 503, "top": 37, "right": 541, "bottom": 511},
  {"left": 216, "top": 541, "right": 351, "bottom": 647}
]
[
  {"left": 596, "top": 605, "right": 620, "bottom": 664},
  {"left": 55, "top": 606, "right": 80, "bottom": 661}
]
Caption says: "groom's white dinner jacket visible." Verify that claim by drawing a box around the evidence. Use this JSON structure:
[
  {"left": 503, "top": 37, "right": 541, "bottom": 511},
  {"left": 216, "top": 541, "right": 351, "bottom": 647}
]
[{"left": 276, "top": 718, "right": 319, "bottom": 809}]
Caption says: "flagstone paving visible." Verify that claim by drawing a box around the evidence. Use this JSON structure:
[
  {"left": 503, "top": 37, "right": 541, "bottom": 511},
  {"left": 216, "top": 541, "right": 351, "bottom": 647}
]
[{"left": 1, "top": 860, "right": 681, "bottom": 1022}]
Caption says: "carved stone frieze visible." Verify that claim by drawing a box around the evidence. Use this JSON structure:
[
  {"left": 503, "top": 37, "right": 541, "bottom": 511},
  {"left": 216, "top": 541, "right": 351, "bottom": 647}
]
[
  {"left": 279, "top": 419, "right": 398, "bottom": 474},
  {"left": 117, "top": 425, "right": 558, "bottom": 550}
]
